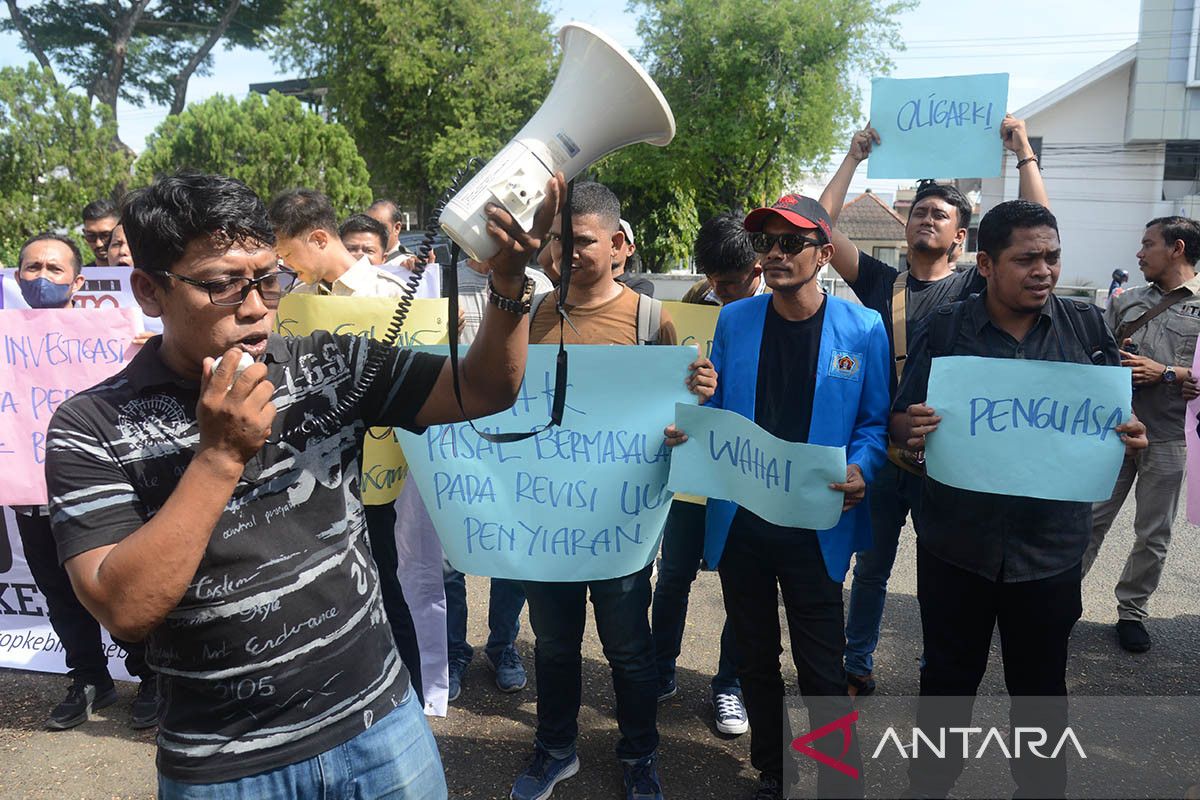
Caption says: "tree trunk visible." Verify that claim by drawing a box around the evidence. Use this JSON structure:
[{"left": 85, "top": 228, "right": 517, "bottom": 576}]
[
  {"left": 5, "top": 0, "right": 56, "bottom": 77},
  {"left": 89, "top": 0, "right": 152, "bottom": 140},
  {"left": 168, "top": 0, "right": 242, "bottom": 116}
]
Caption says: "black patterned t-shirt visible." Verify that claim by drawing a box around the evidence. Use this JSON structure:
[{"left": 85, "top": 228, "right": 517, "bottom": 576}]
[{"left": 45, "top": 332, "right": 445, "bottom": 783}]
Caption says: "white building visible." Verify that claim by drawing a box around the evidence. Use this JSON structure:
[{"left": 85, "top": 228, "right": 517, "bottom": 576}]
[{"left": 981, "top": 0, "right": 1200, "bottom": 287}]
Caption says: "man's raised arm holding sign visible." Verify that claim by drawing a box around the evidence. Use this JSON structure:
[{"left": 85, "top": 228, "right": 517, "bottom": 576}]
[{"left": 888, "top": 200, "right": 1145, "bottom": 800}]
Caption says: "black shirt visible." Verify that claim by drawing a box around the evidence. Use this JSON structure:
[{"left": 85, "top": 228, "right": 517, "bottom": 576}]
[
  {"left": 735, "top": 297, "right": 826, "bottom": 534},
  {"left": 46, "top": 332, "right": 446, "bottom": 782},
  {"left": 848, "top": 251, "right": 985, "bottom": 394},
  {"left": 894, "top": 291, "right": 1120, "bottom": 583}
]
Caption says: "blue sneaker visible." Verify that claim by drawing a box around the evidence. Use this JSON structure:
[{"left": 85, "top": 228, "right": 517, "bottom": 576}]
[
  {"left": 487, "top": 645, "right": 528, "bottom": 693},
  {"left": 510, "top": 745, "right": 580, "bottom": 800},
  {"left": 622, "top": 754, "right": 664, "bottom": 800},
  {"left": 713, "top": 691, "right": 748, "bottom": 736},
  {"left": 448, "top": 658, "right": 467, "bottom": 703},
  {"left": 656, "top": 680, "right": 677, "bottom": 703}
]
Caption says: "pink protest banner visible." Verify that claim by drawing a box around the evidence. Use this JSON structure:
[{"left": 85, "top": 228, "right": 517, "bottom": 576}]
[
  {"left": 1188, "top": 338, "right": 1200, "bottom": 525},
  {"left": 0, "top": 308, "right": 138, "bottom": 505}
]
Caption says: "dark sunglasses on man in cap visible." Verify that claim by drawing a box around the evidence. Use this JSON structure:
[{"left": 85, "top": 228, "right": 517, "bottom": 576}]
[{"left": 749, "top": 232, "right": 822, "bottom": 255}]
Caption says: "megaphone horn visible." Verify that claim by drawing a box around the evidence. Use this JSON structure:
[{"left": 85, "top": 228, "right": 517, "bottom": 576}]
[{"left": 439, "top": 22, "right": 676, "bottom": 263}]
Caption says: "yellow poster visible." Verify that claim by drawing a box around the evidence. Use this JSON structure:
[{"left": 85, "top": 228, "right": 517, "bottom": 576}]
[
  {"left": 276, "top": 295, "right": 450, "bottom": 504},
  {"left": 663, "top": 301, "right": 719, "bottom": 359},
  {"left": 662, "top": 301, "right": 721, "bottom": 506}
]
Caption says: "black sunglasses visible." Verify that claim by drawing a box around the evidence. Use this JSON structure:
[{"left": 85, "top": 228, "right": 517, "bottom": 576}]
[
  {"left": 749, "top": 232, "right": 822, "bottom": 255},
  {"left": 148, "top": 267, "right": 299, "bottom": 307}
]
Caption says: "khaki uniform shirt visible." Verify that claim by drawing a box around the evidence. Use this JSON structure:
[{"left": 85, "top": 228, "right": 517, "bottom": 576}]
[
  {"left": 290, "top": 255, "right": 410, "bottom": 298},
  {"left": 1104, "top": 272, "right": 1200, "bottom": 442}
]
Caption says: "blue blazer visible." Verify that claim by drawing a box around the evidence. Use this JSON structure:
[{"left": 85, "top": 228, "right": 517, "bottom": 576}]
[{"left": 704, "top": 293, "right": 891, "bottom": 582}]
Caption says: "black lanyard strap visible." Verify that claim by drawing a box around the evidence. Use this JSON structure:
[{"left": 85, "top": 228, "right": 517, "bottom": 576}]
[{"left": 444, "top": 179, "right": 574, "bottom": 443}]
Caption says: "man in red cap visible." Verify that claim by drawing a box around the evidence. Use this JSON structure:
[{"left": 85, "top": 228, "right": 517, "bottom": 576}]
[{"left": 666, "top": 194, "right": 890, "bottom": 799}]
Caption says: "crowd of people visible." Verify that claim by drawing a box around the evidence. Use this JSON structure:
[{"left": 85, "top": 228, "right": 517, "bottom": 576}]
[{"left": 2, "top": 111, "right": 1196, "bottom": 800}]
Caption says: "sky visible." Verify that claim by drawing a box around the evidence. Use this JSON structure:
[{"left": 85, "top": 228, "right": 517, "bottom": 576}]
[{"left": 0, "top": 0, "right": 1144, "bottom": 195}]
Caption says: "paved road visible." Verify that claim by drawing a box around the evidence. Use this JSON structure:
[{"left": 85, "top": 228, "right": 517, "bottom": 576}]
[{"left": 1, "top": 492, "right": 1196, "bottom": 799}]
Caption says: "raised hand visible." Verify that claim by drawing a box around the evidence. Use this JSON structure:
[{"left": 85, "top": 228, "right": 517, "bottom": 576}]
[{"left": 848, "top": 125, "right": 881, "bottom": 163}]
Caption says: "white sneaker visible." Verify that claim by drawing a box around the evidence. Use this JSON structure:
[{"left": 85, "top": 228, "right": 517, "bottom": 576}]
[{"left": 713, "top": 691, "right": 748, "bottom": 735}]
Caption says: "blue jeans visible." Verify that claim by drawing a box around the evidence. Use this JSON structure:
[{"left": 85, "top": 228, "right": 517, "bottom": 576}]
[
  {"left": 843, "top": 459, "right": 923, "bottom": 676},
  {"left": 650, "top": 500, "right": 741, "bottom": 694},
  {"left": 157, "top": 688, "right": 447, "bottom": 799},
  {"left": 443, "top": 560, "right": 525, "bottom": 665},
  {"left": 522, "top": 563, "right": 659, "bottom": 762}
]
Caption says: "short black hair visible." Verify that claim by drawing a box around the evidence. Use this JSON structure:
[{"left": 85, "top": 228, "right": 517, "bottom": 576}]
[
  {"left": 977, "top": 200, "right": 1059, "bottom": 260},
  {"left": 267, "top": 188, "right": 339, "bottom": 239},
  {"left": 339, "top": 213, "right": 389, "bottom": 253},
  {"left": 910, "top": 180, "right": 973, "bottom": 231},
  {"left": 121, "top": 172, "right": 274, "bottom": 272},
  {"left": 368, "top": 199, "right": 402, "bottom": 225},
  {"left": 695, "top": 213, "right": 757, "bottom": 276},
  {"left": 569, "top": 182, "right": 621, "bottom": 231},
  {"left": 18, "top": 233, "right": 83, "bottom": 276},
  {"left": 1146, "top": 216, "right": 1200, "bottom": 265},
  {"left": 82, "top": 198, "right": 119, "bottom": 223}
]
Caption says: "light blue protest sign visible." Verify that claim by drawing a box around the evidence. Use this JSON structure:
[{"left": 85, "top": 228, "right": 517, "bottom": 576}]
[
  {"left": 395, "top": 345, "right": 698, "bottom": 582},
  {"left": 667, "top": 404, "right": 847, "bottom": 530},
  {"left": 925, "top": 356, "right": 1131, "bottom": 502},
  {"left": 867, "top": 73, "right": 1009, "bottom": 179}
]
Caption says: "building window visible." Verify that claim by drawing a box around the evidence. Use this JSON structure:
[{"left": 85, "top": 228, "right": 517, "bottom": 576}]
[
  {"left": 1028, "top": 136, "right": 1043, "bottom": 165},
  {"left": 873, "top": 246, "right": 898, "bottom": 266},
  {"left": 1163, "top": 141, "right": 1200, "bottom": 199}
]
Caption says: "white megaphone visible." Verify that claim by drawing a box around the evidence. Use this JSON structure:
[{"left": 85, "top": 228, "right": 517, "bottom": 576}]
[{"left": 439, "top": 22, "right": 675, "bottom": 263}]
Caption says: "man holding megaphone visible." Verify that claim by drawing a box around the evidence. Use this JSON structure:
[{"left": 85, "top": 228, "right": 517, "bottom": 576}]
[{"left": 43, "top": 170, "right": 564, "bottom": 800}]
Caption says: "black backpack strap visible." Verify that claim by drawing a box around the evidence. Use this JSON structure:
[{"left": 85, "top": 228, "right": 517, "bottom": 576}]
[
  {"left": 1060, "top": 297, "right": 1110, "bottom": 365},
  {"left": 925, "top": 300, "right": 968, "bottom": 360}
]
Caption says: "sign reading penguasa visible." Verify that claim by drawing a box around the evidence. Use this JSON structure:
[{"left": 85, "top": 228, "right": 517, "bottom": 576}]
[
  {"left": 395, "top": 345, "right": 697, "bottom": 582},
  {"left": 867, "top": 73, "right": 1010, "bottom": 179},
  {"left": 668, "top": 403, "right": 847, "bottom": 530},
  {"left": 275, "top": 295, "right": 450, "bottom": 504},
  {"left": 925, "top": 356, "right": 1131, "bottom": 502},
  {"left": 0, "top": 309, "right": 139, "bottom": 505}
]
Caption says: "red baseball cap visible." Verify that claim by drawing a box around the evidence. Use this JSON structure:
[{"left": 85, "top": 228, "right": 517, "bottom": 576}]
[{"left": 743, "top": 194, "right": 833, "bottom": 242}]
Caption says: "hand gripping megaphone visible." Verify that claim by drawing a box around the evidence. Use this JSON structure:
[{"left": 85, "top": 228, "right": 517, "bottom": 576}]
[{"left": 439, "top": 22, "right": 676, "bottom": 262}]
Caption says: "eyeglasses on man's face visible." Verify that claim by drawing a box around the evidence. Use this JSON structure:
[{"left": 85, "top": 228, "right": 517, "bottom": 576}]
[{"left": 148, "top": 267, "right": 299, "bottom": 307}]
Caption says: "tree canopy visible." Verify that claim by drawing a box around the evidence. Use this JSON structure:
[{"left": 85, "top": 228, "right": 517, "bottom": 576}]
[
  {"left": 135, "top": 91, "right": 373, "bottom": 215},
  {"left": 594, "top": 0, "right": 909, "bottom": 271},
  {"left": 273, "top": 0, "right": 556, "bottom": 218},
  {"left": 3, "top": 1, "right": 285, "bottom": 139},
  {"left": 0, "top": 64, "right": 134, "bottom": 266}
]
